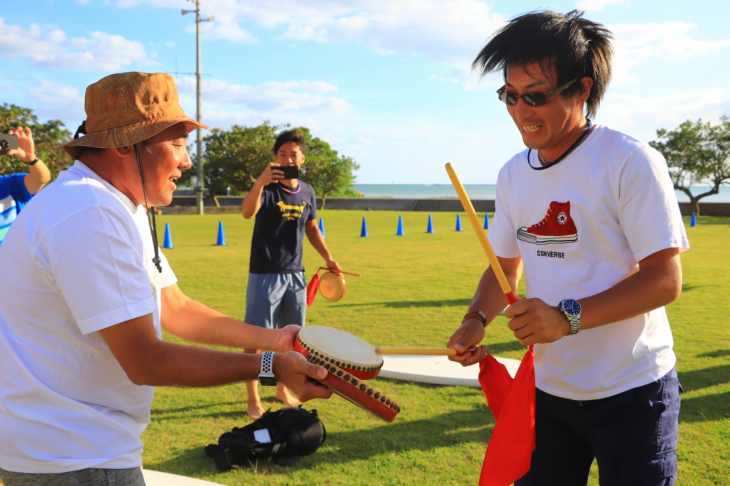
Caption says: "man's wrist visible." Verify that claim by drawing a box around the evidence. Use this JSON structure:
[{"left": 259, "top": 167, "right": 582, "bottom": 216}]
[
  {"left": 462, "top": 310, "right": 487, "bottom": 328},
  {"left": 557, "top": 307, "right": 571, "bottom": 336},
  {"left": 22, "top": 151, "right": 39, "bottom": 165},
  {"left": 258, "top": 351, "right": 277, "bottom": 386}
]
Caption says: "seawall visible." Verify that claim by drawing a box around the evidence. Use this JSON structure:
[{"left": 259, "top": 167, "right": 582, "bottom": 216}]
[{"left": 160, "top": 196, "right": 730, "bottom": 217}]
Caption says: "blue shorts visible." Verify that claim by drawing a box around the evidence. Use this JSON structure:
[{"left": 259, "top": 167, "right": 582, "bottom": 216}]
[
  {"left": 244, "top": 272, "right": 307, "bottom": 329},
  {"left": 516, "top": 367, "right": 682, "bottom": 486}
]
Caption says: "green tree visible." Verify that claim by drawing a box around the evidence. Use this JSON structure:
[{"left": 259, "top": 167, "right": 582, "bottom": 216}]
[
  {"left": 191, "top": 122, "right": 360, "bottom": 200},
  {"left": 650, "top": 117, "right": 730, "bottom": 216},
  {"left": 0, "top": 104, "right": 73, "bottom": 179},
  {"left": 188, "top": 121, "right": 280, "bottom": 196},
  {"left": 298, "top": 129, "right": 360, "bottom": 208}
]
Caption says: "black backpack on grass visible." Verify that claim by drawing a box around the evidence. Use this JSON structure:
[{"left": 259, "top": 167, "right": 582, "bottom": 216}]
[{"left": 204, "top": 406, "right": 326, "bottom": 470}]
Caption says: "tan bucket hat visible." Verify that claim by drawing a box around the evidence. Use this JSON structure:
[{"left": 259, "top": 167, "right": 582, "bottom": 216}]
[{"left": 64, "top": 72, "right": 210, "bottom": 159}]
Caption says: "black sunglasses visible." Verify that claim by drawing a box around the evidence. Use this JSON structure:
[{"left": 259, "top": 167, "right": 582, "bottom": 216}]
[{"left": 497, "top": 78, "right": 578, "bottom": 107}]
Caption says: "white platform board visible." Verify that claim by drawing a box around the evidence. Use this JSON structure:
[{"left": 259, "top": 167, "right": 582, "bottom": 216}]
[
  {"left": 379, "top": 355, "right": 520, "bottom": 387},
  {"left": 142, "top": 469, "right": 225, "bottom": 486}
]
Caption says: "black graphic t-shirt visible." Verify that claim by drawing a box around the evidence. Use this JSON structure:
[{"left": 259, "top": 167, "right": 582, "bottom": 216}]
[{"left": 249, "top": 182, "right": 317, "bottom": 274}]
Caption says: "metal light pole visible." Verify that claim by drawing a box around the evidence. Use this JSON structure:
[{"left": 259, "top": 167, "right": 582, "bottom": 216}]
[{"left": 182, "top": 1, "right": 214, "bottom": 215}]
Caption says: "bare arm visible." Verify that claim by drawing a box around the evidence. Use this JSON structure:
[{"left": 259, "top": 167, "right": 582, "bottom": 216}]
[
  {"left": 161, "top": 283, "right": 297, "bottom": 352},
  {"left": 506, "top": 247, "right": 682, "bottom": 345},
  {"left": 447, "top": 256, "right": 523, "bottom": 366},
  {"left": 7, "top": 127, "right": 51, "bottom": 194},
  {"left": 241, "top": 163, "right": 283, "bottom": 219},
  {"left": 98, "top": 312, "right": 333, "bottom": 401},
  {"left": 305, "top": 219, "right": 341, "bottom": 272}
]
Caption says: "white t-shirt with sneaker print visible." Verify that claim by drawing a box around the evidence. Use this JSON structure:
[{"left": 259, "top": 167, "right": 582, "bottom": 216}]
[
  {"left": 488, "top": 125, "right": 689, "bottom": 401},
  {"left": 0, "top": 161, "right": 177, "bottom": 473}
]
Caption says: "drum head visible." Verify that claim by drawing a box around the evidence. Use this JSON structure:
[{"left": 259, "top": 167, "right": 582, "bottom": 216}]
[
  {"left": 296, "top": 326, "right": 383, "bottom": 378},
  {"left": 319, "top": 272, "right": 345, "bottom": 302}
]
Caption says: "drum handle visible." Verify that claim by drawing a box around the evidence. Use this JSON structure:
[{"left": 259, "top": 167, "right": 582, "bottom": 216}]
[{"left": 317, "top": 267, "right": 360, "bottom": 278}]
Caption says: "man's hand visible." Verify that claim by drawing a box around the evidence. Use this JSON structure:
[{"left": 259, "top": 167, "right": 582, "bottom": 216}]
[
  {"left": 325, "top": 259, "right": 342, "bottom": 274},
  {"left": 6, "top": 126, "right": 36, "bottom": 162},
  {"left": 505, "top": 298, "right": 570, "bottom": 346},
  {"left": 273, "top": 351, "right": 334, "bottom": 402},
  {"left": 446, "top": 320, "right": 487, "bottom": 367},
  {"left": 256, "top": 163, "right": 285, "bottom": 186},
  {"left": 272, "top": 325, "right": 301, "bottom": 353}
]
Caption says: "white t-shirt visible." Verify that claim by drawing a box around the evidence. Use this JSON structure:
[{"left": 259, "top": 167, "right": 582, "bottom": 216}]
[
  {"left": 0, "top": 161, "right": 177, "bottom": 473},
  {"left": 488, "top": 125, "right": 689, "bottom": 400}
]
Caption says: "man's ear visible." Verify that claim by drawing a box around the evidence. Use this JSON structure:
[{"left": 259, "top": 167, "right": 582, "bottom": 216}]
[
  {"left": 579, "top": 77, "right": 593, "bottom": 103},
  {"left": 111, "top": 145, "right": 134, "bottom": 157}
]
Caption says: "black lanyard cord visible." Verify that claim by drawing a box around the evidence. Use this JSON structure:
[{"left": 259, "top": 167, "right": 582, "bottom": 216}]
[
  {"left": 133, "top": 144, "right": 163, "bottom": 274},
  {"left": 527, "top": 118, "right": 593, "bottom": 171}
]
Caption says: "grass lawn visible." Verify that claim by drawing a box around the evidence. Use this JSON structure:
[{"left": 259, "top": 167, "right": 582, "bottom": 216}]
[{"left": 142, "top": 210, "right": 730, "bottom": 485}]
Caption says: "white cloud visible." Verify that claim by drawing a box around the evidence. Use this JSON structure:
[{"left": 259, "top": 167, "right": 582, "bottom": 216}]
[
  {"left": 431, "top": 68, "right": 502, "bottom": 91},
  {"left": 113, "top": 0, "right": 505, "bottom": 67},
  {"left": 576, "top": 0, "right": 629, "bottom": 11},
  {"left": 176, "top": 77, "right": 349, "bottom": 115},
  {"left": 611, "top": 22, "right": 730, "bottom": 83},
  {"left": 597, "top": 88, "right": 730, "bottom": 142},
  {"left": 0, "top": 18, "right": 154, "bottom": 71},
  {"left": 26, "top": 80, "right": 86, "bottom": 120}
]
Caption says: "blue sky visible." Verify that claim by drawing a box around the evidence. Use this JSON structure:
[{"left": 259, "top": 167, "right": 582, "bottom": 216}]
[{"left": 2, "top": 0, "right": 730, "bottom": 183}]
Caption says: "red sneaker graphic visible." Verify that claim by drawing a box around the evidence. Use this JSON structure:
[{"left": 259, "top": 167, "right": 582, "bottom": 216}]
[{"left": 517, "top": 201, "right": 578, "bottom": 245}]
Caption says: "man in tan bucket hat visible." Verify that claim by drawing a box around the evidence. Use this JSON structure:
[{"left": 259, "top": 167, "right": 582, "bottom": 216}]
[{"left": 0, "top": 72, "right": 331, "bottom": 486}]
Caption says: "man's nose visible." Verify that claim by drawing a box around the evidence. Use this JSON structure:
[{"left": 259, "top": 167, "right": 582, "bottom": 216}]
[
  {"left": 512, "top": 98, "right": 536, "bottom": 121},
  {"left": 181, "top": 150, "right": 193, "bottom": 169}
]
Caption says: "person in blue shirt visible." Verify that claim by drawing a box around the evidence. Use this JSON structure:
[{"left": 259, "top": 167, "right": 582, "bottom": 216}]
[{"left": 0, "top": 127, "right": 51, "bottom": 245}]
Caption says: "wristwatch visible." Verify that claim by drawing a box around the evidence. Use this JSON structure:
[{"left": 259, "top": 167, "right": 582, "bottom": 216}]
[
  {"left": 258, "top": 351, "right": 277, "bottom": 386},
  {"left": 559, "top": 299, "right": 582, "bottom": 335},
  {"left": 462, "top": 310, "right": 487, "bottom": 327}
]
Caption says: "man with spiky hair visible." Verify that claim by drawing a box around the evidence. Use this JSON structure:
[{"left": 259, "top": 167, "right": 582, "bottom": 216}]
[{"left": 448, "top": 10, "right": 687, "bottom": 485}]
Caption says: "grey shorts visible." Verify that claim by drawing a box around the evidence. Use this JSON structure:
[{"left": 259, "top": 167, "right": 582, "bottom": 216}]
[
  {"left": 0, "top": 467, "right": 145, "bottom": 486},
  {"left": 244, "top": 272, "right": 307, "bottom": 329}
]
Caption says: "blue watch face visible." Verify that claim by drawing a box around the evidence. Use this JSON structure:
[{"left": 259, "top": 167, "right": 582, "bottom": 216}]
[{"left": 563, "top": 299, "right": 581, "bottom": 315}]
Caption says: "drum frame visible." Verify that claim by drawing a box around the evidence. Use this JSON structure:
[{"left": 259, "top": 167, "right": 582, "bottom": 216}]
[{"left": 306, "top": 354, "right": 400, "bottom": 423}]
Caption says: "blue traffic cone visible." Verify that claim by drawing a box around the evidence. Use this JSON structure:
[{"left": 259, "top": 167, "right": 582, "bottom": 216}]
[
  {"left": 163, "top": 222, "right": 174, "bottom": 249},
  {"left": 361, "top": 217, "right": 368, "bottom": 237},
  {"left": 455, "top": 214, "right": 462, "bottom": 232},
  {"left": 484, "top": 213, "right": 490, "bottom": 230},
  {"left": 396, "top": 215, "right": 405, "bottom": 236},
  {"left": 319, "top": 217, "right": 325, "bottom": 239},
  {"left": 216, "top": 221, "right": 227, "bottom": 246},
  {"left": 690, "top": 212, "right": 696, "bottom": 227},
  {"left": 426, "top": 214, "right": 434, "bottom": 233}
]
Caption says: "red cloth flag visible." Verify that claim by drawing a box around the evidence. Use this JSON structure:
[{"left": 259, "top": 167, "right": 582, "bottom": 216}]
[
  {"left": 478, "top": 345, "right": 536, "bottom": 486},
  {"left": 306, "top": 271, "right": 320, "bottom": 307}
]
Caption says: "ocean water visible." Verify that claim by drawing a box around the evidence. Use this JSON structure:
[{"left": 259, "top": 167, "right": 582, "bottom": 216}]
[{"left": 353, "top": 184, "right": 730, "bottom": 203}]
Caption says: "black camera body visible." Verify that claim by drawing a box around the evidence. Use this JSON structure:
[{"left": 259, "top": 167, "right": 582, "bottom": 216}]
[
  {"left": 278, "top": 165, "right": 299, "bottom": 179},
  {"left": 0, "top": 134, "right": 19, "bottom": 154}
]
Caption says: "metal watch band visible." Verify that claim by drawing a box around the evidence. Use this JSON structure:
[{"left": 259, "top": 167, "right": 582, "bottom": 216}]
[
  {"left": 567, "top": 316, "right": 580, "bottom": 335},
  {"left": 261, "top": 351, "right": 274, "bottom": 375}
]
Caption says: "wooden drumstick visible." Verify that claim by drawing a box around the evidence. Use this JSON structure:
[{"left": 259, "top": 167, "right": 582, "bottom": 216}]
[
  {"left": 319, "top": 267, "right": 360, "bottom": 277},
  {"left": 445, "top": 163, "right": 517, "bottom": 305},
  {"left": 374, "top": 347, "right": 476, "bottom": 356}
]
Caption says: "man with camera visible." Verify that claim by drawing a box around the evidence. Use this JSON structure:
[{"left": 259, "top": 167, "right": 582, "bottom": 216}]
[
  {"left": 0, "top": 73, "right": 332, "bottom": 486},
  {"left": 0, "top": 127, "right": 51, "bottom": 245},
  {"left": 241, "top": 129, "right": 342, "bottom": 419}
]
